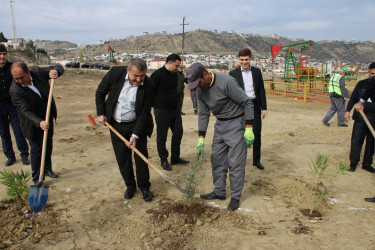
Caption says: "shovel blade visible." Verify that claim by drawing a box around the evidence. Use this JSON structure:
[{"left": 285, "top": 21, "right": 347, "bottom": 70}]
[{"left": 28, "top": 184, "right": 49, "bottom": 212}]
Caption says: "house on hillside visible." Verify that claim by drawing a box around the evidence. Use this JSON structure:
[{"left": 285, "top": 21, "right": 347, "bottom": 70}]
[
  {"left": 147, "top": 58, "right": 165, "bottom": 69},
  {"left": 6, "top": 38, "right": 26, "bottom": 50}
]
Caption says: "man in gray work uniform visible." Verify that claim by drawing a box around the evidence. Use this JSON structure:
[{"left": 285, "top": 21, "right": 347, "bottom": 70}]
[{"left": 186, "top": 63, "right": 255, "bottom": 211}]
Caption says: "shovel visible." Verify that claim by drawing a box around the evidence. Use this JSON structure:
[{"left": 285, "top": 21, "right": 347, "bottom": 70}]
[
  {"left": 88, "top": 114, "right": 188, "bottom": 196},
  {"left": 358, "top": 109, "right": 375, "bottom": 137},
  {"left": 28, "top": 79, "right": 55, "bottom": 212}
]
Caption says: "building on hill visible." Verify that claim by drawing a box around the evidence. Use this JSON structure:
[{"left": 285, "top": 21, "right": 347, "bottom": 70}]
[
  {"left": 147, "top": 58, "right": 165, "bottom": 69},
  {"left": 5, "top": 38, "right": 26, "bottom": 50}
]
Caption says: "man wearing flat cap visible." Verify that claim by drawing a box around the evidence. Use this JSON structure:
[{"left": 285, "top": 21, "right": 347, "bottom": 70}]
[{"left": 186, "top": 62, "right": 255, "bottom": 211}]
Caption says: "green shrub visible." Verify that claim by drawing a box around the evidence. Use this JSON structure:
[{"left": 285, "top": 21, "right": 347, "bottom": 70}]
[
  {"left": 0, "top": 169, "right": 31, "bottom": 201},
  {"left": 185, "top": 153, "right": 206, "bottom": 200},
  {"left": 309, "top": 153, "right": 349, "bottom": 215}
]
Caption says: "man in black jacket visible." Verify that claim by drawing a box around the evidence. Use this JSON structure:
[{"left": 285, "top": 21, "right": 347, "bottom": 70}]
[
  {"left": 151, "top": 54, "right": 189, "bottom": 171},
  {"left": 0, "top": 45, "right": 29, "bottom": 166},
  {"left": 9, "top": 62, "right": 62, "bottom": 184},
  {"left": 230, "top": 48, "right": 267, "bottom": 170},
  {"left": 345, "top": 62, "right": 375, "bottom": 173},
  {"left": 96, "top": 58, "right": 154, "bottom": 202}
]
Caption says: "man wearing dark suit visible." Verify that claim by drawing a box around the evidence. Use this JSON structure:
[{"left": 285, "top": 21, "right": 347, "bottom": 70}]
[
  {"left": 150, "top": 54, "right": 189, "bottom": 171},
  {"left": 0, "top": 44, "right": 29, "bottom": 166},
  {"left": 9, "top": 62, "right": 62, "bottom": 184},
  {"left": 95, "top": 58, "right": 154, "bottom": 202},
  {"left": 230, "top": 48, "right": 267, "bottom": 170}
]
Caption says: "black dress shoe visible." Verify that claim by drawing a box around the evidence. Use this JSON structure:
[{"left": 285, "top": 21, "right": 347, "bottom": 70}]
[
  {"left": 142, "top": 190, "right": 153, "bottom": 202},
  {"left": 46, "top": 169, "right": 59, "bottom": 178},
  {"left": 5, "top": 157, "right": 16, "bottom": 166},
  {"left": 253, "top": 161, "right": 265, "bottom": 170},
  {"left": 362, "top": 166, "right": 375, "bottom": 173},
  {"left": 21, "top": 156, "right": 30, "bottom": 165},
  {"left": 124, "top": 189, "right": 136, "bottom": 199},
  {"left": 348, "top": 166, "right": 356, "bottom": 172},
  {"left": 338, "top": 124, "right": 349, "bottom": 127},
  {"left": 171, "top": 158, "right": 190, "bottom": 165},
  {"left": 161, "top": 160, "right": 172, "bottom": 171},
  {"left": 364, "top": 197, "right": 375, "bottom": 203},
  {"left": 227, "top": 198, "right": 240, "bottom": 211},
  {"left": 181, "top": 112, "right": 186, "bottom": 115},
  {"left": 200, "top": 191, "right": 226, "bottom": 200}
]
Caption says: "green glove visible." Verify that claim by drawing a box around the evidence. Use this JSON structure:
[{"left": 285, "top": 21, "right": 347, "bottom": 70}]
[
  {"left": 197, "top": 137, "right": 205, "bottom": 156},
  {"left": 244, "top": 127, "right": 255, "bottom": 147}
]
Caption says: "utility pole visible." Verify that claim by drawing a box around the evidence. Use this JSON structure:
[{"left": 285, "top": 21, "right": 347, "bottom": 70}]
[
  {"left": 180, "top": 16, "right": 189, "bottom": 68},
  {"left": 9, "top": 0, "right": 16, "bottom": 38}
]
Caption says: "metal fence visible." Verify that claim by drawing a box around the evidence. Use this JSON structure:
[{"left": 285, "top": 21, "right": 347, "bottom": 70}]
[{"left": 264, "top": 80, "right": 357, "bottom": 103}]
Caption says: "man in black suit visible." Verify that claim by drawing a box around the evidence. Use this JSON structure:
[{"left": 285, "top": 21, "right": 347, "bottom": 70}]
[
  {"left": 150, "top": 54, "right": 189, "bottom": 171},
  {"left": 9, "top": 62, "right": 62, "bottom": 184},
  {"left": 95, "top": 58, "right": 154, "bottom": 202},
  {"left": 230, "top": 48, "right": 267, "bottom": 170}
]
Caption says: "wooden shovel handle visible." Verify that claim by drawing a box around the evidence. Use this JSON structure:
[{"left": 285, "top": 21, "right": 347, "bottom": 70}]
[
  {"left": 358, "top": 109, "right": 375, "bottom": 138},
  {"left": 104, "top": 121, "right": 188, "bottom": 196},
  {"left": 39, "top": 79, "right": 55, "bottom": 183}
]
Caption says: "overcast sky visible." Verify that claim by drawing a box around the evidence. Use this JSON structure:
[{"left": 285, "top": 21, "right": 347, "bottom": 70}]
[{"left": 0, "top": 0, "right": 374, "bottom": 45}]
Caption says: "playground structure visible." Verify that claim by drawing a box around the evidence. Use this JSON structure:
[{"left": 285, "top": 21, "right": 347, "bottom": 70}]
[
  {"left": 271, "top": 40, "right": 317, "bottom": 82},
  {"left": 269, "top": 40, "right": 359, "bottom": 102}
]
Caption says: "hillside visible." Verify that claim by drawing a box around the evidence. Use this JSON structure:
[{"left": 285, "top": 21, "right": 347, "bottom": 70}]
[{"left": 49, "top": 30, "right": 375, "bottom": 63}]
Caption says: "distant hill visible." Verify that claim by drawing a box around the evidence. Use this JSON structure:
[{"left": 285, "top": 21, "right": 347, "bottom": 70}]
[{"left": 47, "top": 30, "right": 375, "bottom": 63}]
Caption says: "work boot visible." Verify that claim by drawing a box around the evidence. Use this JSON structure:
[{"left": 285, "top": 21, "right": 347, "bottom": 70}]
[
  {"left": 227, "top": 198, "right": 240, "bottom": 211},
  {"left": 322, "top": 120, "right": 330, "bottom": 127}
]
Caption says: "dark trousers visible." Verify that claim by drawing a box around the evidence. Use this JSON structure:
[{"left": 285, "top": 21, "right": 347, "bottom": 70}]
[
  {"left": 29, "top": 124, "right": 53, "bottom": 183},
  {"left": 109, "top": 120, "right": 150, "bottom": 191},
  {"left": 349, "top": 116, "right": 375, "bottom": 167},
  {"left": 252, "top": 100, "right": 262, "bottom": 163},
  {"left": 154, "top": 108, "right": 183, "bottom": 161},
  {"left": 0, "top": 105, "right": 29, "bottom": 159},
  {"left": 177, "top": 91, "right": 184, "bottom": 113}
]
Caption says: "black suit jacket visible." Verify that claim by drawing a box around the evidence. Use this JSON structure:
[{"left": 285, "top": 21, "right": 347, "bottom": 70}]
[
  {"left": 95, "top": 66, "right": 154, "bottom": 137},
  {"left": 229, "top": 66, "right": 267, "bottom": 111},
  {"left": 9, "top": 65, "right": 63, "bottom": 141}
]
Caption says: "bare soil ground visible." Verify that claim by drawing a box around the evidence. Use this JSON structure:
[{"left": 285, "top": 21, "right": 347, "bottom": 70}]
[{"left": 1, "top": 68, "right": 375, "bottom": 249}]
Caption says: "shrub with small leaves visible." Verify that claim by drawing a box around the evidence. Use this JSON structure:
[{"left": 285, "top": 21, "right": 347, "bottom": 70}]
[
  {"left": 185, "top": 153, "right": 206, "bottom": 200},
  {"left": 0, "top": 169, "right": 31, "bottom": 201},
  {"left": 309, "top": 153, "right": 349, "bottom": 215}
]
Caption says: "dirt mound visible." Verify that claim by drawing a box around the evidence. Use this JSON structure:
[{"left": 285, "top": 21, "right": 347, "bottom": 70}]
[{"left": 0, "top": 199, "right": 69, "bottom": 249}]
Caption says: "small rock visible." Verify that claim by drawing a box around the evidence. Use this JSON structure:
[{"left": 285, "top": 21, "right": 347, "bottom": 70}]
[
  {"left": 140, "top": 233, "right": 146, "bottom": 239},
  {"left": 153, "top": 237, "right": 163, "bottom": 246}
]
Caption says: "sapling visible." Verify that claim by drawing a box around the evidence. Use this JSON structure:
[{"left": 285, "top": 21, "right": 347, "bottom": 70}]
[
  {"left": 0, "top": 169, "right": 31, "bottom": 201},
  {"left": 308, "top": 153, "right": 349, "bottom": 215},
  {"left": 185, "top": 152, "right": 206, "bottom": 200}
]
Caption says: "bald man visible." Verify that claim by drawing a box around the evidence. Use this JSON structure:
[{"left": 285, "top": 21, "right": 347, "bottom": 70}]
[{"left": 9, "top": 62, "right": 63, "bottom": 184}]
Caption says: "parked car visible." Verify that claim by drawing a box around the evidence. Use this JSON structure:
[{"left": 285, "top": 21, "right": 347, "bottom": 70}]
[
  {"left": 81, "top": 62, "right": 94, "bottom": 68},
  {"left": 65, "top": 62, "right": 80, "bottom": 68},
  {"left": 89, "top": 63, "right": 110, "bottom": 70}
]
